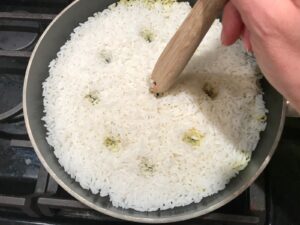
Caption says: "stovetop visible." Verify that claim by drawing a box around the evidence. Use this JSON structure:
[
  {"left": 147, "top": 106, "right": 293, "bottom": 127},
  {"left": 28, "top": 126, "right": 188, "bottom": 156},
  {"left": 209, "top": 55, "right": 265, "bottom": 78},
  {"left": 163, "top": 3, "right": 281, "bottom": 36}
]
[{"left": 0, "top": 1, "right": 300, "bottom": 225}]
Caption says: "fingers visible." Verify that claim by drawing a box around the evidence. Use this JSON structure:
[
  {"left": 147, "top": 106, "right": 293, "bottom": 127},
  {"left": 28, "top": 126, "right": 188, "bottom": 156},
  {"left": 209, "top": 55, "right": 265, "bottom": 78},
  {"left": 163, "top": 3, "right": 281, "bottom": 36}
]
[
  {"left": 221, "top": 2, "right": 244, "bottom": 46},
  {"left": 221, "top": 1, "right": 253, "bottom": 52},
  {"left": 230, "top": 0, "right": 254, "bottom": 15},
  {"left": 230, "top": 0, "right": 265, "bottom": 26},
  {"left": 291, "top": 0, "right": 300, "bottom": 8}
]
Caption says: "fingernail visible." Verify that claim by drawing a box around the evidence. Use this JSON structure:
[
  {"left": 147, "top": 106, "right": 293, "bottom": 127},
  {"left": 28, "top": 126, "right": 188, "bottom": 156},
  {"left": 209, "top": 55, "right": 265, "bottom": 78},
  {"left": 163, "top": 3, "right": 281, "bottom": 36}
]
[
  {"left": 243, "top": 43, "right": 249, "bottom": 52},
  {"left": 243, "top": 40, "right": 252, "bottom": 53},
  {"left": 221, "top": 29, "right": 225, "bottom": 45}
]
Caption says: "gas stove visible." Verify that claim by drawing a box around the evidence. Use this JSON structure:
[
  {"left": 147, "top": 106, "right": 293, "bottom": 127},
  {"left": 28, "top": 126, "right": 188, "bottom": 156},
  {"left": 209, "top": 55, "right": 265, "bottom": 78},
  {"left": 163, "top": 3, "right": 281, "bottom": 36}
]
[{"left": 0, "top": 1, "right": 300, "bottom": 225}]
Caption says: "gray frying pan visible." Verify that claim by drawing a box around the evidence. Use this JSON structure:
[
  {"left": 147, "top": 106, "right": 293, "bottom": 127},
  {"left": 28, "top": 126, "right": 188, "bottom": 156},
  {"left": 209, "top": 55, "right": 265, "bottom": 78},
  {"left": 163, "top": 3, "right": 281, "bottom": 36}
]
[{"left": 23, "top": 0, "right": 287, "bottom": 223}]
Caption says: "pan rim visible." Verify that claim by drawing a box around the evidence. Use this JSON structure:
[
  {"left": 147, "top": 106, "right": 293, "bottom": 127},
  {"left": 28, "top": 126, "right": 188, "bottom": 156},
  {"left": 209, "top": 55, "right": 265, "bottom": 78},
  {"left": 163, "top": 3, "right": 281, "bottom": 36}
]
[{"left": 23, "top": 0, "right": 287, "bottom": 223}]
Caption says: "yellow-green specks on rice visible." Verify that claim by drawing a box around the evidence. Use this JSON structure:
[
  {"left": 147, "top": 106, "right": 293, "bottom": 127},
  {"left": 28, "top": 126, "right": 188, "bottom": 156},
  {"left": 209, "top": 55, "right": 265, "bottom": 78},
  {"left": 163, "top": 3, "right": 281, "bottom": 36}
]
[{"left": 42, "top": 0, "right": 267, "bottom": 212}]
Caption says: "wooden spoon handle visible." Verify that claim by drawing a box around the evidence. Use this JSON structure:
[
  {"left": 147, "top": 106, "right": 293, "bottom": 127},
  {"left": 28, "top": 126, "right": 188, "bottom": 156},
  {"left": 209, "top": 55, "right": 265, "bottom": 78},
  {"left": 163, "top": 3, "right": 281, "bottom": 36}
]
[{"left": 150, "top": 0, "right": 228, "bottom": 94}]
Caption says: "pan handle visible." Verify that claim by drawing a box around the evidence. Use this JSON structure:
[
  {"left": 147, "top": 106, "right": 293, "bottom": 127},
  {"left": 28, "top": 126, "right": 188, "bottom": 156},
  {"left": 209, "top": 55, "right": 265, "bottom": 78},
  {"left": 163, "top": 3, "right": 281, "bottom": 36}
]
[{"left": 286, "top": 101, "right": 300, "bottom": 117}]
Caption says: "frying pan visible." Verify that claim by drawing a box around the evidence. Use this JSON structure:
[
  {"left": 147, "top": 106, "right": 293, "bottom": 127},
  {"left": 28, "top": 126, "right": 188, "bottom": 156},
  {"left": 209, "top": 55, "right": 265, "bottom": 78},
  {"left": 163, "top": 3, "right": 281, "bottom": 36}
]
[{"left": 23, "top": 0, "right": 287, "bottom": 223}]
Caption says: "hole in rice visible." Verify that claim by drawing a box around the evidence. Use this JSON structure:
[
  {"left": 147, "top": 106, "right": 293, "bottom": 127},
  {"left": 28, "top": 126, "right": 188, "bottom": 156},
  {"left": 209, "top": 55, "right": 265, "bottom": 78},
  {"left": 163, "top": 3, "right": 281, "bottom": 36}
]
[
  {"left": 84, "top": 91, "right": 100, "bottom": 105},
  {"left": 203, "top": 82, "right": 218, "bottom": 99},
  {"left": 99, "top": 50, "right": 112, "bottom": 64},
  {"left": 139, "top": 157, "right": 156, "bottom": 177},
  {"left": 182, "top": 128, "right": 204, "bottom": 147},
  {"left": 155, "top": 92, "right": 164, "bottom": 98},
  {"left": 140, "top": 28, "right": 155, "bottom": 43},
  {"left": 104, "top": 136, "right": 121, "bottom": 152}
]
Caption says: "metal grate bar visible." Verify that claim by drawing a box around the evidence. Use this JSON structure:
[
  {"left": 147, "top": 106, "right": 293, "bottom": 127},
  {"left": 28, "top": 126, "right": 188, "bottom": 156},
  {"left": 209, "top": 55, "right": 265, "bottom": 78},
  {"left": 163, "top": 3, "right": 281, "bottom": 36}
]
[
  {"left": 35, "top": 167, "right": 49, "bottom": 194},
  {"left": 0, "top": 195, "right": 39, "bottom": 217},
  {"left": 38, "top": 197, "right": 86, "bottom": 209},
  {"left": 0, "top": 12, "right": 56, "bottom": 21},
  {"left": 0, "top": 50, "right": 32, "bottom": 58},
  {"left": 0, "top": 196, "right": 25, "bottom": 207},
  {"left": 10, "top": 140, "right": 33, "bottom": 148},
  {"left": 202, "top": 212, "right": 260, "bottom": 224}
]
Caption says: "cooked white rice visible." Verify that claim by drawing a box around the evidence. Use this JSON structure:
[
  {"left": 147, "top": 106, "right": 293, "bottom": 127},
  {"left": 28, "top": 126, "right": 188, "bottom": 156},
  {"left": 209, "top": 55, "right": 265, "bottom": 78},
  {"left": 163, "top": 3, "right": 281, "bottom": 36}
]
[{"left": 42, "top": 0, "right": 267, "bottom": 212}]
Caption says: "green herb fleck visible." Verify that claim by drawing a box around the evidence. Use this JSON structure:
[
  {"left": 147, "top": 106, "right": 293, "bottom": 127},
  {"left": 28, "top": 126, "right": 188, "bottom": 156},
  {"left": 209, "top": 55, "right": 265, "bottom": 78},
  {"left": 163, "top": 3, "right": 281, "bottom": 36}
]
[
  {"left": 182, "top": 128, "right": 204, "bottom": 147},
  {"left": 104, "top": 136, "right": 121, "bottom": 152},
  {"left": 140, "top": 28, "right": 155, "bottom": 43},
  {"left": 257, "top": 114, "right": 267, "bottom": 122},
  {"left": 139, "top": 157, "right": 156, "bottom": 177},
  {"left": 198, "top": 187, "right": 206, "bottom": 192},
  {"left": 85, "top": 91, "right": 100, "bottom": 105},
  {"left": 233, "top": 150, "right": 251, "bottom": 171},
  {"left": 100, "top": 50, "right": 112, "bottom": 64},
  {"left": 232, "top": 161, "right": 247, "bottom": 171}
]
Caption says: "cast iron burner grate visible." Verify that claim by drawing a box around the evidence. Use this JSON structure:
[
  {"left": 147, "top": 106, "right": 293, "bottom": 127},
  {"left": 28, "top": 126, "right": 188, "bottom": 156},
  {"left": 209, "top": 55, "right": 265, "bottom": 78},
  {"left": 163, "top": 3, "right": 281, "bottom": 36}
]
[
  {"left": 0, "top": 1, "right": 267, "bottom": 225},
  {"left": 0, "top": 140, "right": 266, "bottom": 225}
]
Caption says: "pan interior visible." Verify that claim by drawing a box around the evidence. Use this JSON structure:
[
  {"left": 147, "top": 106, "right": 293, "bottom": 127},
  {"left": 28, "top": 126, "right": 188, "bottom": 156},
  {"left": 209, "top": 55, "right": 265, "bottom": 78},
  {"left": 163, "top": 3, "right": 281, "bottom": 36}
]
[{"left": 24, "top": 0, "right": 285, "bottom": 222}]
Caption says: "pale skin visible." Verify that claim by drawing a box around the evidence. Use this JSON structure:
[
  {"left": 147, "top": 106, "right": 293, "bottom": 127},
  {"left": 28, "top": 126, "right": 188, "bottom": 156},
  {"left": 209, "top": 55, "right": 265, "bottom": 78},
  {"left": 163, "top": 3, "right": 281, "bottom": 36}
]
[{"left": 221, "top": 0, "right": 300, "bottom": 112}]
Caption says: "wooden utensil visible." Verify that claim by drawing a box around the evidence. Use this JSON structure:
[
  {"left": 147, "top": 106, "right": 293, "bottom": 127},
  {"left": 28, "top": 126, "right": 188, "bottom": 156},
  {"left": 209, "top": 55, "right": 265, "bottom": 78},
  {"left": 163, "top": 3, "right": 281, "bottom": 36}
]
[{"left": 150, "top": 0, "right": 228, "bottom": 94}]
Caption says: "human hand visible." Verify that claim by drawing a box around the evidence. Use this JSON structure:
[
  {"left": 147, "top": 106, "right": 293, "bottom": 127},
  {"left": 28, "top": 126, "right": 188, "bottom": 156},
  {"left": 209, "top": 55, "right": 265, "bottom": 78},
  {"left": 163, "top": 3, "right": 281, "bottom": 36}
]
[{"left": 221, "top": 0, "right": 300, "bottom": 112}]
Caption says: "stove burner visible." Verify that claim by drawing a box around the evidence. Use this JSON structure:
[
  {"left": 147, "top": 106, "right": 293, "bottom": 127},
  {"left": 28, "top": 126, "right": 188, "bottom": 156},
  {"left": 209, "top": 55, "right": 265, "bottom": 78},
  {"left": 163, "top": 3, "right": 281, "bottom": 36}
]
[
  {"left": 0, "top": 74, "right": 23, "bottom": 122},
  {"left": 0, "top": 11, "right": 41, "bottom": 122},
  {"left": 0, "top": 103, "right": 22, "bottom": 122},
  {"left": 0, "top": 12, "right": 39, "bottom": 51},
  {"left": 2, "top": 1, "right": 299, "bottom": 225},
  {"left": 0, "top": 119, "right": 28, "bottom": 139}
]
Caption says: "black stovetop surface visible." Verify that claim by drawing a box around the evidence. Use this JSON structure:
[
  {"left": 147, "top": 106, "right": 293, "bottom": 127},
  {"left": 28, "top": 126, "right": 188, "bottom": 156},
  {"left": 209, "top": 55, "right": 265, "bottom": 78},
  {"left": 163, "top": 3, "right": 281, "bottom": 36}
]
[{"left": 0, "top": 1, "right": 300, "bottom": 225}]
